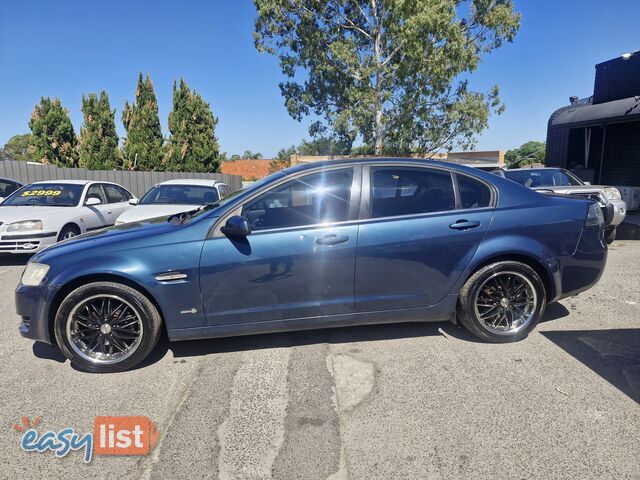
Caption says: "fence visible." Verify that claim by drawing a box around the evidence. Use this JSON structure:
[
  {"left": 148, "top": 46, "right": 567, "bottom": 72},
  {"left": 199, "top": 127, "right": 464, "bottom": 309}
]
[{"left": 0, "top": 160, "right": 243, "bottom": 197}]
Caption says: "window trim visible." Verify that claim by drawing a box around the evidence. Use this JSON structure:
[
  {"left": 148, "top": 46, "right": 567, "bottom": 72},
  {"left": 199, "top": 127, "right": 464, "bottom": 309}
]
[
  {"left": 210, "top": 165, "right": 362, "bottom": 238},
  {"left": 359, "top": 164, "right": 497, "bottom": 222}
]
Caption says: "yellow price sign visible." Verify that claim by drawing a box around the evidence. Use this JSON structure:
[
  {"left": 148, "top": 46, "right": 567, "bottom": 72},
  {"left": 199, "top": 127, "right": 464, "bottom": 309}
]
[{"left": 21, "top": 190, "right": 62, "bottom": 197}]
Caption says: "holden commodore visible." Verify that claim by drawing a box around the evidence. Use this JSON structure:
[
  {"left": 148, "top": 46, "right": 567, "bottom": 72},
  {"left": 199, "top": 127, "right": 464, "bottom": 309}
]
[
  {"left": 0, "top": 180, "right": 135, "bottom": 253},
  {"left": 16, "top": 159, "right": 607, "bottom": 372}
]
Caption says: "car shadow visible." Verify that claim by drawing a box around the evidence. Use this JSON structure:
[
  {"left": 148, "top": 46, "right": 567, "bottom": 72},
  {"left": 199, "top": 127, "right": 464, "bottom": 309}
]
[
  {"left": 0, "top": 254, "right": 32, "bottom": 266},
  {"left": 32, "top": 301, "right": 575, "bottom": 373},
  {"left": 541, "top": 328, "right": 640, "bottom": 404}
]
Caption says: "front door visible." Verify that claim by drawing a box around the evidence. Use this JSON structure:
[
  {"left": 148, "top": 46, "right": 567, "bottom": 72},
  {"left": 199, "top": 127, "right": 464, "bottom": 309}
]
[
  {"left": 355, "top": 166, "right": 493, "bottom": 311},
  {"left": 200, "top": 167, "right": 360, "bottom": 325}
]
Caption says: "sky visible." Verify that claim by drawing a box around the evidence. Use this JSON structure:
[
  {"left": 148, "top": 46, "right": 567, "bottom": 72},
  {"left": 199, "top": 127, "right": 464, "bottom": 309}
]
[{"left": 0, "top": 0, "right": 638, "bottom": 158}]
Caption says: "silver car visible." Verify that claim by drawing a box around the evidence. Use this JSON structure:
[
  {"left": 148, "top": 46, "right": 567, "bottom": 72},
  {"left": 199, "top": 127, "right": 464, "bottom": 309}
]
[{"left": 500, "top": 167, "right": 626, "bottom": 243}]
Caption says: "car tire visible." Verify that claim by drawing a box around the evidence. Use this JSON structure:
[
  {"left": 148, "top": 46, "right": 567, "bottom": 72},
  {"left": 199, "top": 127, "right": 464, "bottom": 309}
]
[
  {"left": 457, "top": 261, "right": 546, "bottom": 343},
  {"left": 53, "top": 282, "right": 163, "bottom": 373},
  {"left": 58, "top": 224, "right": 80, "bottom": 242},
  {"left": 604, "top": 226, "right": 616, "bottom": 244}
]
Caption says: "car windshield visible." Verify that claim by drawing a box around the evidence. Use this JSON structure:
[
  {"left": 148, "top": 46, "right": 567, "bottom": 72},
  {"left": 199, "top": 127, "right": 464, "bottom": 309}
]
[
  {"left": 2, "top": 183, "right": 84, "bottom": 207},
  {"left": 140, "top": 185, "right": 219, "bottom": 205},
  {"left": 504, "top": 169, "right": 583, "bottom": 187}
]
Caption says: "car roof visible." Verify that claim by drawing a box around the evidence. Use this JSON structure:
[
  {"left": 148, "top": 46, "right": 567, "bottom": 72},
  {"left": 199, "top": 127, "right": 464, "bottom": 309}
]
[
  {"left": 156, "top": 179, "right": 224, "bottom": 187},
  {"left": 282, "top": 157, "right": 497, "bottom": 177},
  {"left": 31, "top": 179, "right": 91, "bottom": 185},
  {"left": 505, "top": 167, "right": 563, "bottom": 172}
]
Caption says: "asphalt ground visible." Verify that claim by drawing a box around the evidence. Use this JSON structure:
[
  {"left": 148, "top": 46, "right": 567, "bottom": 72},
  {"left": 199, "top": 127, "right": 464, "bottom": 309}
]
[{"left": 0, "top": 240, "right": 638, "bottom": 479}]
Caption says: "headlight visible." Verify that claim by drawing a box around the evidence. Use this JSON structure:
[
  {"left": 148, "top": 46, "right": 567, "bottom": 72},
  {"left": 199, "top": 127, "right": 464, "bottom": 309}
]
[
  {"left": 7, "top": 220, "right": 43, "bottom": 232},
  {"left": 21, "top": 263, "right": 50, "bottom": 287},
  {"left": 604, "top": 187, "right": 622, "bottom": 200}
]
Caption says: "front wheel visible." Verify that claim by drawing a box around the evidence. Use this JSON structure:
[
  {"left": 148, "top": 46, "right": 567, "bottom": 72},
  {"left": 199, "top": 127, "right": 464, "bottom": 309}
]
[
  {"left": 457, "top": 261, "right": 546, "bottom": 343},
  {"left": 54, "top": 282, "right": 163, "bottom": 373}
]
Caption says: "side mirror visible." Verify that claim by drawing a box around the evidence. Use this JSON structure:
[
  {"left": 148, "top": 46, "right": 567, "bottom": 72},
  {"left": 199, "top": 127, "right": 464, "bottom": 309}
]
[
  {"left": 221, "top": 215, "right": 251, "bottom": 237},
  {"left": 0, "top": 197, "right": 5, "bottom": 204},
  {"left": 85, "top": 197, "right": 102, "bottom": 206},
  {"left": 129, "top": 198, "right": 139, "bottom": 205},
  {"left": 584, "top": 181, "right": 591, "bottom": 185}
]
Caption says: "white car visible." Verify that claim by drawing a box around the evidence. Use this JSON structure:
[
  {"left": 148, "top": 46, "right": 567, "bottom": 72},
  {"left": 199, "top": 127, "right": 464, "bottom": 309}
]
[
  {"left": 115, "top": 179, "right": 231, "bottom": 224},
  {"left": 0, "top": 180, "right": 135, "bottom": 254}
]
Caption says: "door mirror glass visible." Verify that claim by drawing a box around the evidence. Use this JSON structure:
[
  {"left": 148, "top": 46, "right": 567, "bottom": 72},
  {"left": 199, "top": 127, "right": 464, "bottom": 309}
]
[
  {"left": 129, "top": 198, "right": 139, "bottom": 205},
  {"left": 221, "top": 215, "right": 251, "bottom": 237},
  {"left": 85, "top": 197, "right": 102, "bottom": 206}
]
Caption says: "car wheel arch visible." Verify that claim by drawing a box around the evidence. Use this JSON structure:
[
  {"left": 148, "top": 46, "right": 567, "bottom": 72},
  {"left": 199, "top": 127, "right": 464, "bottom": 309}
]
[
  {"left": 462, "top": 253, "right": 555, "bottom": 302},
  {"left": 59, "top": 222, "right": 81, "bottom": 236},
  {"left": 47, "top": 273, "right": 167, "bottom": 345}
]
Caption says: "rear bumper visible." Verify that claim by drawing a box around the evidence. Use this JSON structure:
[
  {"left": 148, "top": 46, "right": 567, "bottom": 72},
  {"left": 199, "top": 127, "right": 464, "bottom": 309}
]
[
  {"left": 608, "top": 199, "right": 626, "bottom": 227},
  {"left": 0, "top": 231, "right": 57, "bottom": 254},
  {"left": 550, "top": 226, "right": 607, "bottom": 302}
]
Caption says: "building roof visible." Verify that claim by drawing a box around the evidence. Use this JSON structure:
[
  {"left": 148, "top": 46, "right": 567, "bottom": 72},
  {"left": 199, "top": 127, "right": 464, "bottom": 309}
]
[
  {"left": 549, "top": 95, "right": 640, "bottom": 127},
  {"left": 220, "top": 159, "right": 272, "bottom": 181}
]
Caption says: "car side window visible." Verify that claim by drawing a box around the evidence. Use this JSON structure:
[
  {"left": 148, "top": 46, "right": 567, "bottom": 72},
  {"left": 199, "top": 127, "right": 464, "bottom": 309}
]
[
  {"left": 0, "top": 180, "right": 18, "bottom": 197},
  {"left": 118, "top": 186, "right": 133, "bottom": 201},
  {"left": 242, "top": 168, "right": 354, "bottom": 231},
  {"left": 86, "top": 184, "right": 107, "bottom": 204},
  {"left": 103, "top": 184, "right": 126, "bottom": 203},
  {"left": 371, "top": 168, "right": 455, "bottom": 218},
  {"left": 457, "top": 175, "right": 492, "bottom": 209}
]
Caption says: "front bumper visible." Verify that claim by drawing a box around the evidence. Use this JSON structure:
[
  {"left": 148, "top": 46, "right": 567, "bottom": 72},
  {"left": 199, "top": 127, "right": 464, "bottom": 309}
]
[
  {"left": 16, "top": 283, "right": 59, "bottom": 344},
  {"left": 0, "top": 231, "right": 57, "bottom": 254}
]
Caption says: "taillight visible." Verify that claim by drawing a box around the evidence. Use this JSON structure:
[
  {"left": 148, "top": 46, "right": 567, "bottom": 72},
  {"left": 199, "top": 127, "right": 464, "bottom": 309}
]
[{"left": 585, "top": 202, "right": 604, "bottom": 227}]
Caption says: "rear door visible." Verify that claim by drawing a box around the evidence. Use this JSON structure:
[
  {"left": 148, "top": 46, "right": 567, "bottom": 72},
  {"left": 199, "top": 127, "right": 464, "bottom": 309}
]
[
  {"left": 354, "top": 166, "right": 494, "bottom": 312},
  {"left": 103, "top": 184, "right": 133, "bottom": 222}
]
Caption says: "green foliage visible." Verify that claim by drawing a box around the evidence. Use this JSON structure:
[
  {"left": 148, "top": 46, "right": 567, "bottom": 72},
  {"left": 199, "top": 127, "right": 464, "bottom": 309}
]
[
  {"left": 0, "top": 134, "right": 35, "bottom": 161},
  {"left": 242, "top": 150, "right": 263, "bottom": 159},
  {"left": 505, "top": 141, "right": 546, "bottom": 167},
  {"left": 79, "top": 91, "right": 120, "bottom": 170},
  {"left": 28, "top": 97, "right": 78, "bottom": 167},
  {"left": 297, "top": 136, "right": 351, "bottom": 156},
  {"left": 166, "top": 79, "right": 221, "bottom": 173},
  {"left": 254, "top": 0, "right": 520, "bottom": 155},
  {"left": 122, "top": 73, "right": 164, "bottom": 171}
]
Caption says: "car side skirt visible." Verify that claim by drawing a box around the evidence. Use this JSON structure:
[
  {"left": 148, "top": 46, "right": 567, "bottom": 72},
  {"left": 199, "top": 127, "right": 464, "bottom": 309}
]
[{"left": 168, "top": 294, "right": 459, "bottom": 341}]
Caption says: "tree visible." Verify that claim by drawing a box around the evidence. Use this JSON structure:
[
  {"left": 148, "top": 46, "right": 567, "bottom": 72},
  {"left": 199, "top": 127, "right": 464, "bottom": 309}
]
[
  {"left": 297, "top": 136, "right": 350, "bottom": 156},
  {"left": 242, "top": 150, "right": 263, "bottom": 159},
  {"left": 0, "top": 134, "right": 35, "bottom": 161},
  {"left": 254, "top": 0, "right": 520, "bottom": 156},
  {"left": 28, "top": 97, "right": 78, "bottom": 167},
  {"left": 505, "top": 141, "right": 546, "bottom": 168},
  {"left": 79, "top": 91, "right": 120, "bottom": 170},
  {"left": 122, "top": 73, "right": 164, "bottom": 170},
  {"left": 166, "top": 79, "right": 221, "bottom": 172}
]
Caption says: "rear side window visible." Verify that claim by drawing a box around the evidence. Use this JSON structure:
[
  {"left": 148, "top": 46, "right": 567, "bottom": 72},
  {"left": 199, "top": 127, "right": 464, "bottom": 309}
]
[
  {"left": 457, "top": 175, "right": 492, "bottom": 209},
  {"left": 371, "top": 168, "right": 455, "bottom": 218},
  {"left": 104, "top": 184, "right": 126, "bottom": 203}
]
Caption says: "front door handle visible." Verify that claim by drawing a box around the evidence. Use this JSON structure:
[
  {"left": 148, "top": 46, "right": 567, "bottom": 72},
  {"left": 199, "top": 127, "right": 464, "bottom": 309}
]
[
  {"left": 315, "top": 234, "right": 349, "bottom": 246},
  {"left": 449, "top": 220, "right": 481, "bottom": 231}
]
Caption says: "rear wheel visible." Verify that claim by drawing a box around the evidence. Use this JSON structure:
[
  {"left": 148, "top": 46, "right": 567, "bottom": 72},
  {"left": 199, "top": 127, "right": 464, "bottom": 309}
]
[
  {"left": 457, "top": 261, "right": 546, "bottom": 342},
  {"left": 58, "top": 224, "right": 80, "bottom": 242},
  {"left": 54, "top": 282, "right": 162, "bottom": 373},
  {"left": 604, "top": 226, "right": 616, "bottom": 244}
]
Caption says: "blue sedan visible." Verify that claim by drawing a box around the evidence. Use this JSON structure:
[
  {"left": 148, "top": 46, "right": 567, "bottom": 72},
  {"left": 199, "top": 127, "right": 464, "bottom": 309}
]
[{"left": 16, "top": 159, "right": 607, "bottom": 372}]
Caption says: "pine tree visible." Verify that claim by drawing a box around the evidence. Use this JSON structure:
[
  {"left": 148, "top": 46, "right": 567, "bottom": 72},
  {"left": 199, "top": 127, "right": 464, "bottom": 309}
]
[
  {"left": 29, "top": 97, "right": 78, "bottom": 167},
  {"left": 122, "top": 73, "right": 164, "bottom": 170},
  {"left": 79, "top": 91, "right": 120, "bottom": 170},
  {"left": 165, "top": 79, "right": 220, "bottom": 173}
]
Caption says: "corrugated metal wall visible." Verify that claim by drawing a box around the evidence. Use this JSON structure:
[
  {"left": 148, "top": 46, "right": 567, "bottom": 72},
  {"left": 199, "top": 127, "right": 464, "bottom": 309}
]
[
  {"left": 601, "top": 121, "right": 640, "bottom": 185},
  {"left": 0, "top": 160, "right": 243, "bottom": 196}
]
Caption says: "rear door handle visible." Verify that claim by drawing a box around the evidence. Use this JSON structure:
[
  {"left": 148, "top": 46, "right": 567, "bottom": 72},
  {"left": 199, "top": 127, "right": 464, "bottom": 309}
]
[
  {"left": 449, "top": 220, "right": 481, "bottom": 230},
  {"left": 315, "top": 234, "right": 349, "bottom": 246}
]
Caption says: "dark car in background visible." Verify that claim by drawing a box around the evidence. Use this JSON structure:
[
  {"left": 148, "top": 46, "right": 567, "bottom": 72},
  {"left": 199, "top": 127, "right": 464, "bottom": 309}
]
[{"left": 16, "top": 158, "right": 608, "bottom": 372}]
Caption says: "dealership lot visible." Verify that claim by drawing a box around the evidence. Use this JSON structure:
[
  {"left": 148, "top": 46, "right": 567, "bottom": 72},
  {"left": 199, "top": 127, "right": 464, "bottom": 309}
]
[{"left": 0, "top": 242, "right": 639, "bottom": 479}]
